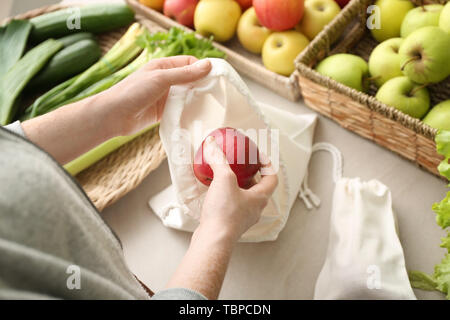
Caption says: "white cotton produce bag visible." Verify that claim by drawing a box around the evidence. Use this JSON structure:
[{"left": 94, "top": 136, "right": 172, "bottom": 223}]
[
  {"left": 149, "top": 58, "right": 317, "bottom": 242},
  {"left": 312, "top": 144, "right": 416, "bottom": 300}
]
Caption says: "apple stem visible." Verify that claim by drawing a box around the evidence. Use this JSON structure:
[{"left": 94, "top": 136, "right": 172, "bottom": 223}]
[
  {"left": 366, "top": 75, "right": 381, "bottom": 82},
  {"left": 409, "top": 84, "right": 427, "bottom": 97},
  {"left": 401, "top": 56, "right": 420, "bottom": 71},
  {"left": 420, "top": 0, "right": 426, "bottom": 11}
]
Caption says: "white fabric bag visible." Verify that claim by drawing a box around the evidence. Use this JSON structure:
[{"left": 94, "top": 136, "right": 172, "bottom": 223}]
[
  {"left": 149, "top": 58, "right": 317, "bottom": 242},
  {"left": 311, "top": 143, "right": 416, "bottom": 300}
]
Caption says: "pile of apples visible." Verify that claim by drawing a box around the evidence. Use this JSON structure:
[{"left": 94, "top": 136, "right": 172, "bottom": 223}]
[
  {"left": 314, "top": 0, "right": 450, "bottom": 130},
  {"left": 139, "top": 0, "right": 350, "bottom": 76}
]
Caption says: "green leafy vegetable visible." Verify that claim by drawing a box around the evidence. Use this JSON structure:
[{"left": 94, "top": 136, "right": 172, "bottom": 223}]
[
  {"left": 410, "top": 130, "right": 450, "bottom": 299},
  {"left": 137, "top": 27, "right": 226, "bottom": 59},
  {"left": 0, "top": 20, "right": 32, "bottom": 75},
  {"left": 432, "top": 192, "right": 450, "bottom": 229},
  {"left": 434, "top": 253, "right": 450, "bottom": 299},
  {"left": 409, "top": 271, "right": 438, "bottom": 291},
  {"left": 0, "top": 39, "right": 63, "bottom": 125},
  {"left": 436, "top": 130, "right": 450, "bottom": 181}
]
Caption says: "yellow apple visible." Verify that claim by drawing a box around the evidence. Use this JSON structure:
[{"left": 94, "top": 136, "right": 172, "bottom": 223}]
[
  {"left": 297, "top": 0, "right": 341, "bottom": 40},
  {"left": 194, "top": 0, "right": 242, "bottom": 42},
  {"left": 370, "top": 0, "right": 414, "bottom": 42},
  {"left": 262, "top": 31, "right": 310, "bottom": 76},
  {"left": 237, "top": 7, "right": 272, "bottom": 54},
  {"left": 139, "top": 0, "right": 165, "bottom": 11}
]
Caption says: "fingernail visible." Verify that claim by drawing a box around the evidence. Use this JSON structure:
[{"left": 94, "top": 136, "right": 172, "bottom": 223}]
[
  {"left": 195, "top": 59, "right": 211, "bottom": 70},
  {"left": 205, "top": 136, "right": 215, "bottom": 145},
  {"left": 259, "top": 152, "right": 271, "bottom": 166}
]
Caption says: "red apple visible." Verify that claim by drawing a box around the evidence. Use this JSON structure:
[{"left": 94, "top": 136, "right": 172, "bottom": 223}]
[
  {"left": 193, "top": 127, "right": 261, "bottom": 189},
  {"left": 334, "top": 0, "right": 350, "bottom": 8},
  {"left": 163, "top": 0, "right": 199, "bottom": 27},
  {"left": 253, "top": 0, "right": 305, "bottom": 31},
  {"left": 236, "top": 0, "right": 253, "bottom": 10}
]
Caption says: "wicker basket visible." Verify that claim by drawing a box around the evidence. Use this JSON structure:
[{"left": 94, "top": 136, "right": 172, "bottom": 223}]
[
  {"left": 6, "top": 5, "right": 167, "bottom": 211},
  {"left": 126, "top": 0, "right": 301, "bottom": 101},
  {"left": 295, "top": 0, "right": 449, "bottom": 177}
]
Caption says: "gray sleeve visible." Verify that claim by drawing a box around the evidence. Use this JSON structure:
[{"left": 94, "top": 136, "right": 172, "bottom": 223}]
[
  {"left": 151, "top": 288, "right": 207, "bottom": 300},
  {"left": 3, "top": 121, "right": 26, "bottom": 138},
  {"left": 0, "top": 128, "right": 150, "bottom": 300}
]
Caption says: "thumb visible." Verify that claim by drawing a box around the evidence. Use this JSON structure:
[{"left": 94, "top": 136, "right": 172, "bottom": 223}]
[
  {"left": 160, "top": 59, "right": 212, "bottom": 86},
  {"left": 203, "top": 136, "right": 234, "bottom": 179}
]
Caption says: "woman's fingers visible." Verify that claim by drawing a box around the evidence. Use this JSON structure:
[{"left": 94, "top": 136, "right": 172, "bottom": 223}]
[
  {"left": 203, "top": 136, "right": 235, "bottom": 180},
  {"left": 152, "top": 55, "right": 199, "bottom": 69},
  {"left": 157, "top": 59, "right": 212, "bottom": 86},
  {"left": 248, "top": 162, "right": 278, "bottom": 197}
]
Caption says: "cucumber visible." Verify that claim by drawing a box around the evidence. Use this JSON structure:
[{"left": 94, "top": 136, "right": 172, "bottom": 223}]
[
  {"left": 29, "top": 3, "right": 135, "bottom": 43},
  {"left": 57, "top": 32, "right": 95, "bottom": 48},
  {"left": 28, "top": 39, "right": 101, "bottom": 90}
]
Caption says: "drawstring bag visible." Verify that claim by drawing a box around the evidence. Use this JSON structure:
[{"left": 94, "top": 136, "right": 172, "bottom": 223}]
[
  {"left": 149, "top": 58, "right": 317, "bottom": 242},
  {"left": 308, "top": 143, "right": 416, "bottom": 300}
]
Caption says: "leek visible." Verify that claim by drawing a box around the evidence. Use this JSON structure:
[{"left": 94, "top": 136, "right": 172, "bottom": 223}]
[
  {"left": 0, "top": 39, "right": 62, "bottom": 125},
  {"left": 48, "top": 49, "right": 151, "bottom": 112},
  {"left": 64, "top": 123, "right": 158, "bottom": 176},
  {"left": 0, "top": 20, "right": 32, "bottom": 75},
  {"left": 23, "top": 23, "right": 145, "bottom": 119}
]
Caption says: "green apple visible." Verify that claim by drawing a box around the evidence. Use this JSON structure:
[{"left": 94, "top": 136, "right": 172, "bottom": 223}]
[
  {"left": 194, "top": 0, "right": 242, "bottom": 42},
  {"left": 400, "top": 4, "right": 444, "bottom": 37},
  {"left": 423, "top": 100, "right": 450, "bottom": 130},
  {"left": 316, "top": 53, "right": 369, "bottom": 92},
  {"left": 370, "top": 0, "right": 414, "bottom": 42},
  {"left": 440, "top": 2, "right": 450, "bottom": 33},
  {"left": 368, "top": 38, "right": 404, "bottom": 87},
  {"left": 262, "top": 31, "right": 310, "bottom": 76},
  {"left": 375, "top": 76, "right": 430, "bottom": 119},
  {"left": 399, "top": 26, "right": 450, "bottom": 84},
  {"left": 296, "top": 0, "right": 341, "bottom": 40},
  {"left": 237, "top": 7, "right": 272, "bottom": 54}
]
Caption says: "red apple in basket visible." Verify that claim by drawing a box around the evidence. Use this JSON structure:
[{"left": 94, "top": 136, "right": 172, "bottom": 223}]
[
  {"left": 163, "top": 0, "right": 199, "bottom": 27},
  {"left": 193, "top": 127, "right": 261, "bottom": 189},
  {"left": 253, "top": 0, "right": 305, "bottom": 31},
  {"left": 236, "top": 0, "right": 253, "bottom": 10},
  {"left": 334, "top": 0, "right": 350, "bottom": 8}
]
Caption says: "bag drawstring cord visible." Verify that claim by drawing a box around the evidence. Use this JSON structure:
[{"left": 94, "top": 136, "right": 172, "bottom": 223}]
[{"left": 298, "top": 142, "right": 343, "bottom": 210}]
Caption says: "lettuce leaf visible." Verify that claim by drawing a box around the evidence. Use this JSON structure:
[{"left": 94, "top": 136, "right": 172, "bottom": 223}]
[
  {"left": 434, "top": 253, "right": 450, "bottom": 299},
  {"left": 432, "top": 192, "right": 450, "bottom": 229},
  {"left": 441, "top": 232, "right": 450, "bottom": 251},
  {"left": 409, "top": 271, "right": 438, "bottom": 291},
  {"left": 410, "top": 131, "right": 450, "bottom": 299},
  {"left": 436, "top": 130, "right": 450, "bottom": 181}
]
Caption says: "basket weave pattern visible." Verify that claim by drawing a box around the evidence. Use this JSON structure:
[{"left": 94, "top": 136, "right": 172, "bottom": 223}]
[
  {"left": 295, "top": 0, "right": 449, "bottom": 177},
  {"left": 7, "top": 5, "right": 167, "bottom": 211}
]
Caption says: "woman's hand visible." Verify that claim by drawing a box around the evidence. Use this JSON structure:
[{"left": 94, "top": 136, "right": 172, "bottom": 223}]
[
  {"left": 199, "top": 136, "right": 278, "bottom": 242},
  {"left": 100, "top": 56, "right": 212, "bottom": 137},
  {"left": 166, "top": 136, "right": 278, "bottom": 299},
  {"left": 22, "top": 56, "right": 211, "bottom": 164}
]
